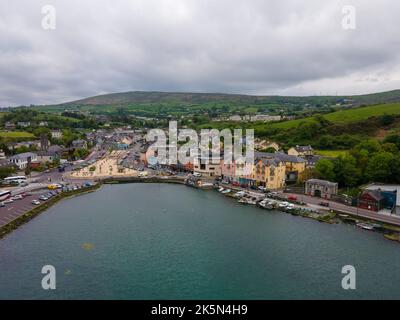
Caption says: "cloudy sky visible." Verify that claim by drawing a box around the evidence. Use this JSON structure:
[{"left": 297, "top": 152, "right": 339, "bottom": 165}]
[{"left": 1, "top": 0, "right": 400, "bottom": 107}]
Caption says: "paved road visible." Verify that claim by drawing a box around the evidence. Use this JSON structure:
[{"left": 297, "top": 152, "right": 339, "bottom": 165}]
[
  {"left": 0, "top": 191, "right": 46, "bottom": 227},
  {"left": 280, "top": 192, "right": 400, "bottom": 226},
  {"left": 0, "top": 165, "right": 95, "bottom": 228}
]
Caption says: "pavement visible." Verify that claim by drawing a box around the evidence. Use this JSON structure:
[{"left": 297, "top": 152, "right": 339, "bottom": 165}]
[{"left": 280, "top": 192, "right": 400, "bottom": 226}]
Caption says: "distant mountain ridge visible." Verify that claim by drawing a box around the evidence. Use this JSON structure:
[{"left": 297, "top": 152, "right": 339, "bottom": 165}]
[{"left": 59, "top": 89, "right": 400, "bottom": 107}]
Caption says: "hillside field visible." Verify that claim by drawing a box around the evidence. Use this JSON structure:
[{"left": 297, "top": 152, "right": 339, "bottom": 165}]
[{"left": 270, "top": 103, "right": 400, "bottom": 130}]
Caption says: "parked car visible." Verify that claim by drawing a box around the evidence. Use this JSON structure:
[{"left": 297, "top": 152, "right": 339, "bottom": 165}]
[
  {"left": 3, "top": 199, "right": 13, "bottom": 204},
  {"left": 11, "top": 195, "right": 23, "bottom": 200},
  {"left": 31, "top": 200, "right": 41, "bottom": 205},
  {"left": 39, "top": 195, "right": 48, "bottom": 201},
  {"left": 319, "top": 201, "right": 330, "bottom": 207},
  {"left": 288, "top": 195, "right": 297, "bottom": 201},
  {"left": 0, "top": 202, "right": 5, "bottom": 207}
]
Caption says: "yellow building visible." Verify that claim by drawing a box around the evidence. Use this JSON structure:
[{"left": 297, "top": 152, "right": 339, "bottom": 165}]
[
  {"left": 254, "top": 151, "right": 306, "bottom": 184},
  {"left": 252, "top": 157, "right": 286, "bottom": 190}
]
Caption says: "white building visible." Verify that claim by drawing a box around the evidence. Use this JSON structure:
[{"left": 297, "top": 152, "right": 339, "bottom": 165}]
[
  {"left": 51, "top": 130, "right": 63, "bottom": 139},
  {"left": 9, "top": 152, "right": 38, "bottom": 169},
  {"left": 250, "top": 115, "right": 282, "bottom": 122},
  {"left": 228, "top": 115, "right": 242, "bottom": 121}
]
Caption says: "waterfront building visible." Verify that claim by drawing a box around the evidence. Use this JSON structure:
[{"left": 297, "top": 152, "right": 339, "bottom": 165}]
[
  {"left": 362, "top": 184, "right": 400, "bottom": 215},
  {"left": 193, "top": 155, "right": 222, "bottom": 177},
  {"left": 305, "top": 179, "right": 338, "bottom": 199},
  {"left": 358, "top": 190, "right": 385, "bottom": 212},
  {"left": 252, "top": 156, "right": 286, "bottom": 189},
  {"left": 220, "top": 159, "right": 253, "bottom": 185},
  {"left": 255, "top": 152, "right": 306, "bottom": 184}
]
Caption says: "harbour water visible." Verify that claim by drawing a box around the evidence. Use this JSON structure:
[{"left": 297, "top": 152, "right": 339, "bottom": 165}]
[{"left": 0, "top": 183, "right": 399, "bottom": 299}]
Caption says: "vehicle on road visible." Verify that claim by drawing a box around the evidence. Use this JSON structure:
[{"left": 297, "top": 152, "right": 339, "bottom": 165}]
[
  {"left": 0, "top": 190, "right": 11, "bottom": 201},
  {"left": 288, "top": 195, "right": 297, "bottom": 201},
  {"left": 3, "top": 176, "right": 27, "bottom": 184},
  {"left": 319, "top": 201, "right": 330, "bottom": 207},
  {"left": 31, "top": 200, "right": 41, "bottom": 205}
]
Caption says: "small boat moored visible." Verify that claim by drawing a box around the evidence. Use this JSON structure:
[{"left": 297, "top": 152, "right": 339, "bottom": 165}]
[
  {"left": 221, "top": 189, "right": 231, "bottom": 194},
  {"left": 356, "top": 222, "right": 375, "bottom": 231}
]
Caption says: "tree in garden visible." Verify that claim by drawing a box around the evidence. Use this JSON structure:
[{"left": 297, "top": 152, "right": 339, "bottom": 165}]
[{"left": 315, "top": 158, "right": 335, "bottom": 181}]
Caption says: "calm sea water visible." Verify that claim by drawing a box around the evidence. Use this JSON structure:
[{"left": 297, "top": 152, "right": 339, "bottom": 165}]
[{"left": 0, "top": 183, "right": 399, "bottom": 300}]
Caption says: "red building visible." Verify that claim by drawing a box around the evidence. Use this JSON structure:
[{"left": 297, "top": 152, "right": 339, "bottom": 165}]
[{"left": 358, "top": 190, "right": 384, "bottom": 212}]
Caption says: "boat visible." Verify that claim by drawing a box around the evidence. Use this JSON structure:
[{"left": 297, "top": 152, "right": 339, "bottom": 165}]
[
  {"left": 238, "top": 197, "right": 256, "bottom": 205},
  {"left": 0, "top": 190, "right": 11, "bottom": 201},
  {"left": 338, "top": 214, "right": 350, "bottom": 218},
  {"left": 356, "top": 223, "right": 374, "bottom": 231},
  {"left": 218, "top": 187, "right": 224, "bottom": 192},
  {"left": 278, "top": 201, "right": 289, "bottom": 208},
  {"left": 234, "top": 191, "right": 246, "bottom": 198},
  {"left": 221, "top": 189, "right": 231, "bottom": 194},
  {"left": 259, "top": 200, "right": 275, "bottom": 210}
]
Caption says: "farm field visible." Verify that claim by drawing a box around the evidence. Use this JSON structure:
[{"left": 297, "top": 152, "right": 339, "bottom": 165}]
[
  {"left": 315, "top": 150, "right": 349, "bottom": 157},
  {"left": 0, "top": 131, "right": 35, "bottom": 139},
  {"left": 270, "top": 103, "right": 400, "bottom": 130}
]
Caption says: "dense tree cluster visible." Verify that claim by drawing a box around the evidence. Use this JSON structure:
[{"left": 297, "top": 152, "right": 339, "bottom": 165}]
[{"left": 315, "top": 136, "right": 400, "bottom": 187}]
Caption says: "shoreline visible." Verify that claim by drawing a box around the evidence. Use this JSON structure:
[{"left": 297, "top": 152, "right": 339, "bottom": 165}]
[
  {"left": 0, "top": 183, "right": 102, "bottom": 240},
  {"left": 1, "top": 177, "right": 400, "bottom": 244}
]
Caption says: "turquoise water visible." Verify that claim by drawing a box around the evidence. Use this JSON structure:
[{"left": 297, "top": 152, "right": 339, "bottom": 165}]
[{"left": 0, "top": 183, "right": 399, "bottom": 299}]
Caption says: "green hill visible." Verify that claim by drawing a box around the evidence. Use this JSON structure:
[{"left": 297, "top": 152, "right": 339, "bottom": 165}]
[
  {"left": 270, "top": 103, "right": 400, "bottom": 129},
  {"left": 59, "top": 89, "right": 400, "bottom": 106}
]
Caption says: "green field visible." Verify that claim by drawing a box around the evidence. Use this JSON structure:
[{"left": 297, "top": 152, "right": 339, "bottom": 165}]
[
  {"left": 270, "top": 103, "right": 400, "bottom": 130},
  {"left": 0, "top": 131, "right": 35, "bottom": 139},
  {"left": 315, "top": 150, "right": 349, "bottom": 157}
]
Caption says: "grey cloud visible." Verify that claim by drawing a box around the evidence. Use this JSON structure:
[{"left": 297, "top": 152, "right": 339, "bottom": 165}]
[{"left": 0, "top": 0, "right": 400, "bottom": 106}]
